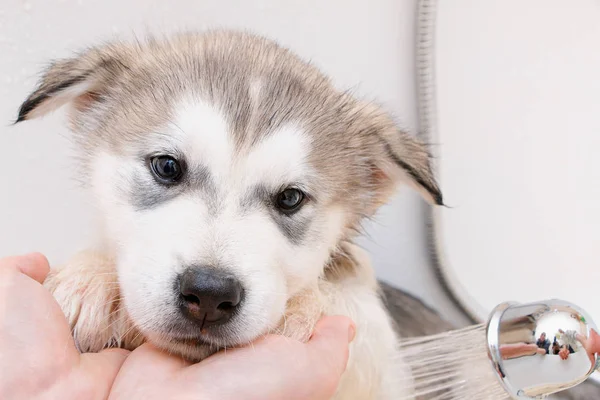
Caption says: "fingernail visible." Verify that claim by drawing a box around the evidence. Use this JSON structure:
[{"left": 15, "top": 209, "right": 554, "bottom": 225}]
[{"left": 348, "top": 323, "right": 356, "bottom": 343}]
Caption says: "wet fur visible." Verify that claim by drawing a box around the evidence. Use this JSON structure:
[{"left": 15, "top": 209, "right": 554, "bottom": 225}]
[{"left": 17, "top": 30, "right": 443, "bottom": 399}]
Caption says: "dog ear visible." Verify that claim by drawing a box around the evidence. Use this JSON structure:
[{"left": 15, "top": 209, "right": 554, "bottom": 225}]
[
  {"left": 357, "top": 102, "right": 443, "bottom": 207},
  {"left": 376, "top": 126, "right": 443, "bottom": 206},
  {"left": 15, "top": 47, "right": 126, "bottom": 123}
]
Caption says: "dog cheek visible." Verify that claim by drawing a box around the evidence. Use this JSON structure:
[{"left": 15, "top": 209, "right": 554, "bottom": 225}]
[
  {"left": 284, "top": 207, "right": 347, "bottom": 292},
  {"left": 234, "top": 273, "right": 288, "bottom": 341},
  {"left": 117, "top": 251, "right": 177, "bottom": 331}
]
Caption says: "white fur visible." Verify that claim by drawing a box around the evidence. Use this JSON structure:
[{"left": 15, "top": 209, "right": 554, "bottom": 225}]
[
  {"left": 242, "top": 123, "right": 313, "bottom": 190},
  {"left": 42, "top": 95, "right": 411, "bottom": 398},
  {"left": 324, "top": 245, "right": 414, "bottom": 399},
  {"left": 175, "top": 99, "right": 233, "bottom": 180},
  {"left": 88, "top": 98, "right": 347, "bottom": 349}
]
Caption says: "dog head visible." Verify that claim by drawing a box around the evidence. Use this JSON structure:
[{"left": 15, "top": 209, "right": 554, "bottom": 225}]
[{"left": 17, "top": 31, "right": 442, "bottom": 359}]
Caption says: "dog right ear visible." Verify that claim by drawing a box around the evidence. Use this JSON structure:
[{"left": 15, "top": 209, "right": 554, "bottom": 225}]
[{"left": 15, "top": 47, "right": 126, "bottom": 123}]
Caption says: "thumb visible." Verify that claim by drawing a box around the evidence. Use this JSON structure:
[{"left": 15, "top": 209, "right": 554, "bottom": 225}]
[
  {"left": 0, "top": 252, "right": 50, "bottom": 284},
  {"left": 307, "top": 316, "right": 355, "bottom": 375}
]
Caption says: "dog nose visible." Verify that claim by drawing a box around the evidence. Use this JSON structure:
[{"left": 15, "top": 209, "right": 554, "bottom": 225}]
[{"left": 178, "top": 267, "right": 243, "bottom": 327}]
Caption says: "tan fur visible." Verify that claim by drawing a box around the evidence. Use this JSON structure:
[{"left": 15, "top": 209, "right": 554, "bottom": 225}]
[
  {"left": 19, "top": 30, "right": 442, "bottom": 399},
  {"left": 43, "top": 251, "right": 143, "bottom": 352}
]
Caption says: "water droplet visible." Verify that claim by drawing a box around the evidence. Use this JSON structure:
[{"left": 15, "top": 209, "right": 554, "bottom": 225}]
[
  {"left": 5, "top": 76, "right": 14, "bottom": 84},
  {"left": 23, "top": 2, "right": 32, "bottom": 12}
]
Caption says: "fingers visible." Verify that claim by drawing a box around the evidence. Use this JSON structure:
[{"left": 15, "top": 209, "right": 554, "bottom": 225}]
[
  {"left": 113, "top": 317, "right": 355, "bottom": 400},
  {"left": 120, "top": 343, "right": 192, "bottom": 371},
  {"left": 77, "top": 349, "right": 130, "bottom": 399},
  {"left": 107, "top": 344, "right": 193, "bottom": 400},
  {"left": 309, "top": 315, "right": 355, "bottom": 343},
  {"left": 0, "top": 253, "right": 50, "bottom": 283},
  {"left": 307, "top": 315, "right": 355, "bottom": 376},
  {"left": 199, "top": 316, "right": 355, "bottom": 400},
  {"left": 82, "top": 348, "right": 130, "bottom": 376},
  {"left": 586, "top": 329, "right": 600, "bottom": 354}
]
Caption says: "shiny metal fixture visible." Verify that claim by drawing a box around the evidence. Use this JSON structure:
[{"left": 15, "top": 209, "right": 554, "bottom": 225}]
[{"left": 487, "top": 300, "right": 599, "bottom": 398}]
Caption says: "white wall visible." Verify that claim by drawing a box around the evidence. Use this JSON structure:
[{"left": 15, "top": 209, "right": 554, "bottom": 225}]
[
  {"left": 431, "top": 0, "right": 599, "bottom": 322},
  {"left": 0, "top": 0, "right": 466, "bottom": 322}
]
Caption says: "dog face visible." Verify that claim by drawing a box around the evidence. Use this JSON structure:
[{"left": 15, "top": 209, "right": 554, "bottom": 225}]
[{"left": 17, "top": 31, "right": 442, "bottom": 359}]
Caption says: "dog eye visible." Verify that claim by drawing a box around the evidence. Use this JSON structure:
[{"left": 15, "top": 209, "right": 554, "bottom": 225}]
[
  {"left": 275, "top": 188, "right": 305, "bottom": 213},
  {"left": 150, "top": 156, "right": 183, "bottom": 183}
]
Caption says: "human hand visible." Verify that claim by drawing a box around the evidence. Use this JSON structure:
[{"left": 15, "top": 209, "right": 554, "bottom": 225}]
[
  {"left": 586, "top": 329, "right": 600, "bottom": 354},
  {"left": 576, "top": 329, "right": 600, "bottom": 364},
  {"left": 109, "top": 316, "right": 355, "bottom": 400},
  {"left": 0, "top": 253, "right": 129, "bottom": 400},
  {"left": 499, "top": 343, "right": 541, "bottom": 359},
  {"left": 559, "top": 346, "right": 570, "bottom": 360},
  {"left": 0, "top": 252, "right": 354, "bottom": 400}
]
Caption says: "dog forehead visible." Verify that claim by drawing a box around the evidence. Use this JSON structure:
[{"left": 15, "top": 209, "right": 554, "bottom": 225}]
[
  {"left": 171, "top": 98, "right": 313, "bottom": 187},
  {"left": 174, "top": 99, "right": 232, "bottom": 180},
  {"left": 242, "top": 124, "right": 312, "bottom": 187}
]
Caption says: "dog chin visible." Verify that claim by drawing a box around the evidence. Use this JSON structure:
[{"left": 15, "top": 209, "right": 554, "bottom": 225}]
[{"left": 146, "top": 332, "right": 225, "bottom": 362}]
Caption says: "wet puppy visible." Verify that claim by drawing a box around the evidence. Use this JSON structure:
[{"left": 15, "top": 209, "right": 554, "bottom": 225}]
[{"left": 16, "top": 30, "right": 442, "bottom": 399}]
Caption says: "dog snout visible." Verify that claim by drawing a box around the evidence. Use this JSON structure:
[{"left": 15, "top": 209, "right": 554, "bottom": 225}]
[{"left": 178, "top": 267, "right": 244, "bottom": 327}]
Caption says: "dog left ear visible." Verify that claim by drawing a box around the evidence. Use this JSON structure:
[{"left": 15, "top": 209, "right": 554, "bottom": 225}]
[{"left": 375, "top": 126, "right": 443, "bottom": 206}]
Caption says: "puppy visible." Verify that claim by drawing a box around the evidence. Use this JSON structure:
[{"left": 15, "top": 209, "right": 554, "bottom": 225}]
[{"left": 16, "top": 30, "right": 442, "bottom": 399}]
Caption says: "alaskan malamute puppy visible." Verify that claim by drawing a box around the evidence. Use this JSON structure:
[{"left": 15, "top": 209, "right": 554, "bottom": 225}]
[{"left": 17, "top": 31, "right": 442, "bottom": 399}]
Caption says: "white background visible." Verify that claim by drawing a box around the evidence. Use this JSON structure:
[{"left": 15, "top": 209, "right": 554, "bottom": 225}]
[
  {"left": 433, "top": 0, "right": 600, "bottom": 322},
  {"left": 0, "top": 0, "right": 467, "bottom": 323}
]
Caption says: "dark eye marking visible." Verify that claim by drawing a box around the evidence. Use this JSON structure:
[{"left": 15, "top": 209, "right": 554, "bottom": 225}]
[{"left": 149, "top": 155, "right": 185, "bottom": 184}]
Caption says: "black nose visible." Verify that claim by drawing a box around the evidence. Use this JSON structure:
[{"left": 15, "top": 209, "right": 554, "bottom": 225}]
[{"left": 178, "top": 267, "right": 243, "bottom": 328}]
